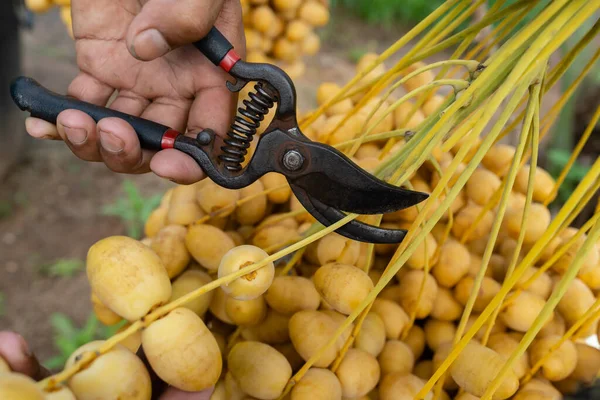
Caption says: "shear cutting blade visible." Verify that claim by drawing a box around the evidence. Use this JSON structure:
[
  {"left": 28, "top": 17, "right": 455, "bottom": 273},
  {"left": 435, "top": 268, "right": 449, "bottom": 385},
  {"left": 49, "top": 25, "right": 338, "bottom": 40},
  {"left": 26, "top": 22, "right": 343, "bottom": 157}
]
[
  {"left": 288, "top": 140, "right": 428, "bottom": 215},
  {"left": 290, "top": 184, "right": 408, "bottom": 244}
]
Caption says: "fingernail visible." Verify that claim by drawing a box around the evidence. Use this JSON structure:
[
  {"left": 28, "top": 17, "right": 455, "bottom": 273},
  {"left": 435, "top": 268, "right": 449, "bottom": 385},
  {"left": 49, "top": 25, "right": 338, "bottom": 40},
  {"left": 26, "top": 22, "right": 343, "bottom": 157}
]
[
  {"left": 132, "top": 29, "right": 170, "bottom": 60},
  {"left": 63, "top": 126, "right": 88, "bottom": 145},
  {"left": 99, "top": 130, "right": 125, "bottom": 153}
]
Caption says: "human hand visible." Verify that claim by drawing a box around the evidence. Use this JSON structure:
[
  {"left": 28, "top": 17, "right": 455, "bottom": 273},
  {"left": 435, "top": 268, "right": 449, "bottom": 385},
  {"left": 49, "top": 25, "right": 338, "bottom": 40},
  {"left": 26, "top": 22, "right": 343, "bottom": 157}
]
[
  {"left": 25, "top": 0, "right": 245, "bottom": 184},
  {"left": 0, "top": 331, "right": 214, "bottom": 399}
]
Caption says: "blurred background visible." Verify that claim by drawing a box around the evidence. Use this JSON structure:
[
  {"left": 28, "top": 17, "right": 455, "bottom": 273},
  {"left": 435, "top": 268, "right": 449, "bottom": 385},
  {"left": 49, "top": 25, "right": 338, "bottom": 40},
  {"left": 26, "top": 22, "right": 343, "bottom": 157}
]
[{"left": 0, "top": 0, "right": 598, "bottom": 372}]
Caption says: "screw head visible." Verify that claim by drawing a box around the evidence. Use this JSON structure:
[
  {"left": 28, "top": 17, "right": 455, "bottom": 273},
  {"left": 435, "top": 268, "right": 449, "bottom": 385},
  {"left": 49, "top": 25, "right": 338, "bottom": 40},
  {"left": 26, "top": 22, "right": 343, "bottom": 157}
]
[
  {"left": 196, "top": 130, "right": 212, "bottom": 146},
  {"left": 283, "top": 150, "right": 304, "bottom": 171}
]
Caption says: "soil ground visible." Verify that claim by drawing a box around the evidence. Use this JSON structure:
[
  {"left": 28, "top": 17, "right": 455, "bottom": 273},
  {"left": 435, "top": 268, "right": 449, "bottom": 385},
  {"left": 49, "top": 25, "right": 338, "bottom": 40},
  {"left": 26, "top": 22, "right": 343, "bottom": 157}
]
[{"left": 0, "top": 7, "right": 434, "bottom": 367}]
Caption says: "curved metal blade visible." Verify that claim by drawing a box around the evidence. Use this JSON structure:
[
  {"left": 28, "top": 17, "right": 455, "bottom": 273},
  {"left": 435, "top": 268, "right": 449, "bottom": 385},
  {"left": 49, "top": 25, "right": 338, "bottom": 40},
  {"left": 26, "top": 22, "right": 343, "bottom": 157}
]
[
  {"left": 289, "top": 140, "right": 429, "bottom": 215},
  {"left": 291, "top": 184, "right": 408, "bottom": 244}
]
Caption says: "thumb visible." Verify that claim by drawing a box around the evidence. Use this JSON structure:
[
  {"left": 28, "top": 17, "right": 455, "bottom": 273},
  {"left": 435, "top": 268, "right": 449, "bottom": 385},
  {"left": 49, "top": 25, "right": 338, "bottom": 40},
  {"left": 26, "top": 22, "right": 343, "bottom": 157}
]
[
  {"left": 126, "top": 0, "right": 243, "bottom": 61},
  {"left": 0, "top": 331, "right": 50, "bottom": 380}
]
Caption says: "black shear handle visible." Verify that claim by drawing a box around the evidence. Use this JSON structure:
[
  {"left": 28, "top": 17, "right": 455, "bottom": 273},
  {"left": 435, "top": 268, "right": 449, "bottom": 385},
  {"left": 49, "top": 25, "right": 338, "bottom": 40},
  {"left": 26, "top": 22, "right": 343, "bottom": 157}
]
[
  {"left": 194, "top": 26, "right": 236, "bottom": 66},
  {"left": 11, "top": 77, "right": 173, "bottom": 151},
  {"left": 10, "top": 27, "right": 239, "bottom": 152}
]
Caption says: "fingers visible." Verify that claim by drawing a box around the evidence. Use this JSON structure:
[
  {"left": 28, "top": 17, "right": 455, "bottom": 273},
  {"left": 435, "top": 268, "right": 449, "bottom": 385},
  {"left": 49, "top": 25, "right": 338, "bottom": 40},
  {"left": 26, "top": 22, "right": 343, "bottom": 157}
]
[
  {"left": 140, "top": 98, "right": 191, "bottom": 133},
  {"left": 126, "top": 0, "right": 244, "bottom": 61},
  {"left": 52, "top": 99, "right": 151, "bottom": 173},
  {"left": 67, "top": 72, "right": 115, "bottom": 107},
  {"left": 159, "top": 386, "right": 215, "bottom": 400},
  {"left": 142, "top": 97, "right": 206, "bottom": 183},
  {"left": 150, "top": 147, "right": 205, "bottom": 184},
  {"left": 25, "top": 117, "right": 60, "bottom": 140},
  {"left": 91, "top": 91, "right": 156, "bottom": 173},
  {"left": 187, "top": 86, "right": 237, "bottom": 137},
  {"left": 55, "top": 109, "right": 102, "bottom": 162},
  {"left": 54, "top": 88, "right": 156, "bottom": 173},
  {"left": 45, "top": 72, "right": 113, "bottom": 161},
  {"left": 125, "top": 0, "right": 224, "bottom": 61},
  {"left": 0, "top": 331, "right": 50, "bottom": 380},
  {"left": 26, "top": 72, "right": 114, "bottom": 143},
  {"left": 95, "top": 118, "right": 153, "bottom": 174}
]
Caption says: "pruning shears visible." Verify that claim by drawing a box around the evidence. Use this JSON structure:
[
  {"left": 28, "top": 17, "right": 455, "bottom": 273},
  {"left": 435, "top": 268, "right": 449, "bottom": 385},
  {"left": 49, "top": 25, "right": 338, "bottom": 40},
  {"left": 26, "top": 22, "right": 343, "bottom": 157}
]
[{"left": 9, "top": 26, "right": 428, "bottom": 244}]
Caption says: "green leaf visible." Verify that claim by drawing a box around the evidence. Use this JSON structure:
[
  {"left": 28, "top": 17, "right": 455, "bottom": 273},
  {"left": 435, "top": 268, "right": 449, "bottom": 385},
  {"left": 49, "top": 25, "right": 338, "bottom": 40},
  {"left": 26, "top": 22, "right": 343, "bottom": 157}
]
[
  {"left": 50, "top": 313, "right": 76, "bottom": 337},
  {"left": 44, "top": 312, "right": 126, "bottom": 371},
  {"left": 55, "top": 337, "right": 76, "bottom": 358},
  {"left": 569, "top": 163, "right": 591, "bottom": 180},
  {"left": 141, "top": 196, "right": 162, "bottom": 222},
  {"left": 44, "top": 356, "right": 67, "bottom": 370},
  {"left": 123, "top": 180, "right": 140, "bottom": 200},
  {"left": 80, "top": 314, "right": 99, "bottom": 340},
  {"left": 102, "top": 180, "right": 163, "bottom": 239},
  {"left": 547, "top": 149, "right": 572, "bottom": 169},
  {"left": 98, "top": 320, "right": 127, "bottom": 339},
  {"left": 546, "top": 149, "right": 591, "bottom": 183},
  {"left": 41, "top": 259, "right": 85, "bottom": 278}
]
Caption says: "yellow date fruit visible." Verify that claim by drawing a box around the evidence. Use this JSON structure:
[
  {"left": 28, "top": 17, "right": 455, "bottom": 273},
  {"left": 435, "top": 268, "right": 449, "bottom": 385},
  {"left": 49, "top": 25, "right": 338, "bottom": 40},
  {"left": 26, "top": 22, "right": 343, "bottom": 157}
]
[
  {"left": 377, "top": 340, "right": 414, "bottom": 375},
  {"left": 291, "top": 368, "right": 342, "bottom": 400},
  {"left": 403, "top": 325, "right": 426, "bottom": 360},
  {"left": 265, "top": 276, "right": 320, "bottom": 315},
  {"left": 66, "top": 342, "right": 151, "bottom": 400},
  {"left": 424, "top": 319, "right": 457, "bottom": 351},
  {"left": 0, "top": 372, "right": 45, "bottom": 400},
  {"left": 142, "top": 308, "right": 222, "bottom": 391},
  {"left": 335, "top": 349, "right": 380, "bottom": 399},
  {"left": 450, "top": 341, "right": 519, "bottom": 399},
  {"left": 144, "top": 206, "right": 167, "bottom": 238},
  {"left": 433, "top": 239, "right": 471, "bottom": 288},
  {"left": 224, "top": 295, "right": 267, "bottom": 326},
  {"left": 45, "top": 386, "right": 76, "bottom": 400},
  {"left": 228, "top": 341, "right": 292, "bottom": 399},
  {"left": 355, "top": 312, "right": 387, "bottom": 357},
  {"left": 529, "top": 335, "right": 577, "bottom": 381},
  {"left": 398, "top": 270, "right": 438, "bottom": 319},
  {"left": 454, "top": 276, "right": 500, "bottom": 312},
  {"left": 379, "top": 373, "right": 428, "bottom": 400},
  {"left": 236, "top": 181, "right": 268, "bottom": 225},
  {"left": 218, "top": 245, "right": 275, "bottom": 300},
  {"left": 569, "top": 342, "right": 600, "bottom": 384},
  {"left": 86, "top": 236, "right": 171, "bottom": 321},
  {"left": 431, "top": 287, "right": 463, "bottom": 321},
  {"left": 370, "top": 298, "right": 409, "bottom": 340},
  {"left": 487, "top": 333, "right": 530, "bottom": 379},
  {"left": 196, "top": 179, "right": 239, "bottom": 216},
  {"left": 313, "top": 263, "right": 373, "bottom": 315},
  {"left": 289, "top": 310, "right": 338, "bottom": 368},
  {"left": 186, "top": 224, "right": 235, "bottom": 271},
  {"left": 261, "top": 172, "right": 292, "bottom": 204},
  {"left": 466, "top": 168, "right": 502, "bottom": 206},
  {"left": 150, "top": 225, "right": 190, "bottom": 278},
  {"left": 316, "top": 233, "right": 360, "bottom": 266},
  {"left": 241, "top": 309, "right": 290, "bottom": 345},
  {"left": 500, "top": 291, "right": 549, "bottom": 332},
  {"left": 170, "top": 269, "right": 214, "bottom": 316}
]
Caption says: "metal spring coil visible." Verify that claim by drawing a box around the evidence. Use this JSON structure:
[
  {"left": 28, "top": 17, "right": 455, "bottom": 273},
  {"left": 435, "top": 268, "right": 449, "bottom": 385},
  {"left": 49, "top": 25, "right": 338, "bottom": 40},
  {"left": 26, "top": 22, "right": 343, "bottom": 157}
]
[{"left": 219, "top": 83, "right": 275, "bottom": 171}]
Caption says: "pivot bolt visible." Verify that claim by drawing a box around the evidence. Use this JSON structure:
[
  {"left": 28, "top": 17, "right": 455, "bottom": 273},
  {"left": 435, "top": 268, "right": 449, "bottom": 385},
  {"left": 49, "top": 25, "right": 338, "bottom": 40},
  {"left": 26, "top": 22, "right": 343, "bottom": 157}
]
[
  {"left": 283, "top": 150, "right": 304, "bottom": 171},
  {"left": 196, "top": 130, "right": 213, "bottom": 145}
]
